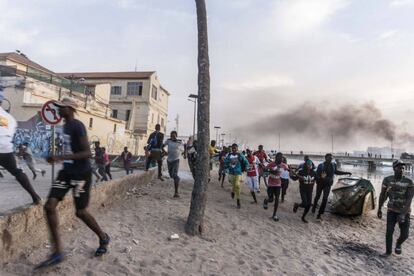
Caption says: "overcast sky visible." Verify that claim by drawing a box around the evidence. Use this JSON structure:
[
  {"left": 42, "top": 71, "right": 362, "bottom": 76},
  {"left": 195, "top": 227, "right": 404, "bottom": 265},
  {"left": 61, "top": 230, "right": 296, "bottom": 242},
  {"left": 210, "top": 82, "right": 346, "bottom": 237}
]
[{"left": 1, "top": 0, "right": 414, "bottom": 152}]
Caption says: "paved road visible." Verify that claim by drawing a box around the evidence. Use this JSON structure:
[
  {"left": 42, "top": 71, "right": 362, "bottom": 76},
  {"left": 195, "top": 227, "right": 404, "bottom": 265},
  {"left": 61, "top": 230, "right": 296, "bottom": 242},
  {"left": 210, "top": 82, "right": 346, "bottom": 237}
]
[{"left": 0, "top": 159, "right": 135, "bottom": 214}]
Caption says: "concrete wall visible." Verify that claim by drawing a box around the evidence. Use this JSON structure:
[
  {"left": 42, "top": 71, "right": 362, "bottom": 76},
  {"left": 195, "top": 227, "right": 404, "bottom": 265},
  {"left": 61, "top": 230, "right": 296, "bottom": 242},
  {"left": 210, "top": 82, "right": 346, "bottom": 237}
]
[{"left": 0, "top": 169, "right": 156, "bottom": 263}]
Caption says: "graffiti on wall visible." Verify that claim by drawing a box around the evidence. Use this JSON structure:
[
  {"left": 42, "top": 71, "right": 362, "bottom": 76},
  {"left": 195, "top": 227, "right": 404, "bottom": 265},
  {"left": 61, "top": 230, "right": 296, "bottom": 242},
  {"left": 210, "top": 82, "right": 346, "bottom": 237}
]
[{"left": 13, "top": 113, "right": 58, "bottom": 157}]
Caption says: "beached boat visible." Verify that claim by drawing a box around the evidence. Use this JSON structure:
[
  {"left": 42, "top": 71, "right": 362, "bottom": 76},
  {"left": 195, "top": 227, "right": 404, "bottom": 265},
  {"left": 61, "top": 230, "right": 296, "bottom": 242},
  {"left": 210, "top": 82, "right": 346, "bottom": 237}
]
[{"left": 331, "top": 177, "right": 376, "bottom": 216}]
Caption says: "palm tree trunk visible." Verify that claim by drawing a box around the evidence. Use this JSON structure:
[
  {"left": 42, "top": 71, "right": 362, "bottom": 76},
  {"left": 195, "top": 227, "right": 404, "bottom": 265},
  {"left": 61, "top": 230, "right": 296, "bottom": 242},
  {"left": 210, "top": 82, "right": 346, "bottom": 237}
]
[{"left": 185, "top": 0, "right": 211, "bottom": 236}]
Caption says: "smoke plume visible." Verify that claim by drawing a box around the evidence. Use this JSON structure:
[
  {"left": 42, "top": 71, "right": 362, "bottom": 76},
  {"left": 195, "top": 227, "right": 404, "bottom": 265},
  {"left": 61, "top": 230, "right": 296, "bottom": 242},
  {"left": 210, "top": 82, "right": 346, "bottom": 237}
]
[{"left": 234, "top": 102, "right": 413, "bottom": 147}]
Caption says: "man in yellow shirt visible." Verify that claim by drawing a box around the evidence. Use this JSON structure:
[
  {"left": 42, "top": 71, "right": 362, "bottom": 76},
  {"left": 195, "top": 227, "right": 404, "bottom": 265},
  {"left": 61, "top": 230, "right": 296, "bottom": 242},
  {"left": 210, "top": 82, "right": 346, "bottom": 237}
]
[{"left": 209, "top": 140, "right": 219, "bottom": 171}]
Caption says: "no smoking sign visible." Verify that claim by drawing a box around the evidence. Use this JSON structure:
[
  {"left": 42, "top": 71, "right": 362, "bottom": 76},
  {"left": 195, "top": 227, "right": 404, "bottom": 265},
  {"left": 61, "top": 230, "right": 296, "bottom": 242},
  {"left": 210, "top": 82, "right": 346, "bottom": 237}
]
[{"left": 41, "top": 100, "right": 62, "bottom": 125}]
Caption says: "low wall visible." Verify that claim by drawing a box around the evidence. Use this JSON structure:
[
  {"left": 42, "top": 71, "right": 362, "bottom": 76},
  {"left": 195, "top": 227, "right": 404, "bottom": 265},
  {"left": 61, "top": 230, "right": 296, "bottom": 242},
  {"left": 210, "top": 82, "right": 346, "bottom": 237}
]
[{"left": 0, "top": 169, "right": 156, "bottom": 263}]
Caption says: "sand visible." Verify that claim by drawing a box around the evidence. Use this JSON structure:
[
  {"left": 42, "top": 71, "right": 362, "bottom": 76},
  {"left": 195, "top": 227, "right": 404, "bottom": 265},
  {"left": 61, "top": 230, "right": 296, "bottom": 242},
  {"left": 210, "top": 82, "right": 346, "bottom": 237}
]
[{"left": 1, "top": 168, "right": 413, "bottom": 276}]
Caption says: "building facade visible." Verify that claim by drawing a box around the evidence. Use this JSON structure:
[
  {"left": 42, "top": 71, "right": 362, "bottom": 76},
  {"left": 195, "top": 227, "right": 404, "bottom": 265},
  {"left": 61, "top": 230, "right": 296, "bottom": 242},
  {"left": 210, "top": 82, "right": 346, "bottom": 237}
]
[
  {"left": 57, "top": 71, "right": 170, "bottom": 152},
  {"left": 0, "top": 52, "right": 138, "bottom": 155}
]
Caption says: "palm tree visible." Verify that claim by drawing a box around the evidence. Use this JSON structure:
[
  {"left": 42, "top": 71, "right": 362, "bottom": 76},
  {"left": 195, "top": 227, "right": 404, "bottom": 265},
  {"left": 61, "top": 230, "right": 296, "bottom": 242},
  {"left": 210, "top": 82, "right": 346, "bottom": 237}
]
[{"left": 185, "top": 0, "right": 211, "bottom": 236}]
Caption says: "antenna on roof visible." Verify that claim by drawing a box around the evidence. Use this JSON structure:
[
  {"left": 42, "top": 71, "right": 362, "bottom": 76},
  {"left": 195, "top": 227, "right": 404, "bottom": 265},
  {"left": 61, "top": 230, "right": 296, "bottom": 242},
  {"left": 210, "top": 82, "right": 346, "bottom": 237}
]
[
  {"left": 15, "top": 50, "right": 28, "bottom": 59},
  {"left": 134, "top": 57, "right": 138, "bottom": 72}
]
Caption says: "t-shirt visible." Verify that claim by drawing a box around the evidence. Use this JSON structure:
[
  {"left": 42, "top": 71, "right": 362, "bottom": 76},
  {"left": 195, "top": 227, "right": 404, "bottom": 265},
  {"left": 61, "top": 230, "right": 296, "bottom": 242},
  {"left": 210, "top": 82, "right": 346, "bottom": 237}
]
[
  {"left": 266, "top": 162, "right": 289, "bottom": 187},
  {"left": 225, "top": 152, "right": 248, "bottom": 176},
  {"left": 163, "top": 139, "right": 183, "bottom": 162},
  {"left": 382, "top": 175, "right": 414, "bottom": 213},
  {"left": 62, "top": 119, "right": 91, "bottom": 175},
  {"left": 254, "top": 151, "right": 268, "bottom": 163},
  {"left": 0, "top": 107, "right": 17, "bottom": 153},
  {"left": 246, "top": 155, "right": 259, "bottom": 177},
  {"left": 208, "top": 145, "right": 218, "bottom": 157},
  {"left": 281, "top": 164, "right": 290, "bottom": 180},
  {"left": 297, "top": 168, "right": 316, "bottom": 185}
]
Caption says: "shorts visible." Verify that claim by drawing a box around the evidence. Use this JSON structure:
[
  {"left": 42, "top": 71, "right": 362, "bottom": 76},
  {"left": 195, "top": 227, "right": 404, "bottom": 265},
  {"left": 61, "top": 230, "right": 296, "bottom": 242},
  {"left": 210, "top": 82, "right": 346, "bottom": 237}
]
[
  {"left": 167, "top": 159, "right": 180, "bottom": 180},
  {"left": 48, "top": 169, "right": 92, "bottom": 209},
  {"left": 246, "top": 176, "right": 259, "bottom": 192},
  {"left": 267, "top": 186, "right": 281, "bottom": 202}
]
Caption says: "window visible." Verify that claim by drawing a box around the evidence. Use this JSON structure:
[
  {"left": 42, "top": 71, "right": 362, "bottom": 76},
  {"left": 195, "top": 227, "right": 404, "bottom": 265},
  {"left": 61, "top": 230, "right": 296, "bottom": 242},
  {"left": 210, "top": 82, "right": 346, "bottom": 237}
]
[
  {"left": 89, "top": 118, "right": 93, "bottom": 128},
  {"left": 112, "top": 109, "right": 118, "bottom": 118},
  {"left": 151, "top": 85, "right": 158, "bottom": 100},
  {"left": 113, "top": 124, "right": 117, "bottom": 133},
  {"left": 125, "top": 110, "right": 131, "bottom": 121},
  {"left": 127, "top": 82, "right": 143, "bottom": 96},
  {"left": 111, "top": 86, "right": 122, "bottom": 95}
]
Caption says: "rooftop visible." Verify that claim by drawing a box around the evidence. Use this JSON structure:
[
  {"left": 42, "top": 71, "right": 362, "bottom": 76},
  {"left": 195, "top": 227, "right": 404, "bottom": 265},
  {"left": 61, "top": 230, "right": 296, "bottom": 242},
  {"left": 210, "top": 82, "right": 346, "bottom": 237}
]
[
  {"left": 57, "top": 71, "right": 155, "bottom": 80},
  {"left": 0, "top": 52, "right": 56, "bottom": 75}
]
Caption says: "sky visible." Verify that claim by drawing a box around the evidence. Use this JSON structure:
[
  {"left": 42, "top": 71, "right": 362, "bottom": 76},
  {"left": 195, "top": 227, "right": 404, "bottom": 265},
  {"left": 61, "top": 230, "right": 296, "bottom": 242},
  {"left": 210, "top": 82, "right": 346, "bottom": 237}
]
[{"left": 1, "top": 0, "right": 414, "bottom": 152}]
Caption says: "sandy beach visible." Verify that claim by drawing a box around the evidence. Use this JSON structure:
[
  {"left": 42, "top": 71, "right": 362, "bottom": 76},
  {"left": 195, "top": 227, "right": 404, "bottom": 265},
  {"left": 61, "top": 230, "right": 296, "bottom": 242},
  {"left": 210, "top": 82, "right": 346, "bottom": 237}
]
[{"left": 1, "top": 167, "right": 413, "bottom": 276}]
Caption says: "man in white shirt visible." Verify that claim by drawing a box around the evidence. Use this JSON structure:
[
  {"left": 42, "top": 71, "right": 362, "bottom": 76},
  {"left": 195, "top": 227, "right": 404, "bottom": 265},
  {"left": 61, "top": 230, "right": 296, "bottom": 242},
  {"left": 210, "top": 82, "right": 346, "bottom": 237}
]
[{"left": 0, "top": 91, "right": 41, "bottom": 204}]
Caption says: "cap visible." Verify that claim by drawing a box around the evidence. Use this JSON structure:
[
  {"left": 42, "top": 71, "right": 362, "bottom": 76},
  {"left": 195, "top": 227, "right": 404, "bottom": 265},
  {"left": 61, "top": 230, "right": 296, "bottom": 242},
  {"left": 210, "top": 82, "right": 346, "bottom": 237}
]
[
  {"left": 393, "top": 160, "right": 406, "bottom": 168},
  {"left": 54, "top": 97, "right": 79, "bottom": 110},
  {"left": 306, "top": 159, "right": 313, "bottom": 166}
]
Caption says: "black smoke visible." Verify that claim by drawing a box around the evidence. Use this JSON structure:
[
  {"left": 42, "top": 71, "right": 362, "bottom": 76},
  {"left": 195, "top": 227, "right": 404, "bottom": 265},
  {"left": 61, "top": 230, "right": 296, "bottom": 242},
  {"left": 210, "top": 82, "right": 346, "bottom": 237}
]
[{"left": 234, "top": 102, "right": 413, "bottom": 147}]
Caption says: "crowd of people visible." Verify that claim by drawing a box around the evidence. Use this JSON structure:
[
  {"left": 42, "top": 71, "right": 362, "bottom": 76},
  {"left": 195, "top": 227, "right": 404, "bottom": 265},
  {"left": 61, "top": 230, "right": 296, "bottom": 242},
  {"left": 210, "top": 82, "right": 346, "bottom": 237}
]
[
  {"left": 183, "top": 137, "right": 413, "bottom": 258},
  {"left": 1, "top": 92, "right": 413, "bottom": 268}
]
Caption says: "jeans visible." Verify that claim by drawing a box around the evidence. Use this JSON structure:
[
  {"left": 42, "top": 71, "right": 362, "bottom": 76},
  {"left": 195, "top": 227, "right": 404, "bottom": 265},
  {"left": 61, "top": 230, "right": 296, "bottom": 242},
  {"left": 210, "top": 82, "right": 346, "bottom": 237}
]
[
  {"left": 281, "top": 178, "right": 289, "bottom": 199},
  {"left": 313, "top": 181, "right": 332, "bottom": 215},
  {"left": 299, "top": 183, "right": 314, "bottom": 216},
  {"left": 97, "top": 164, "right": 108, "bottom": 181},
  {"left": 167, "top": 159, "right": 180, "bottom": 183},
  {"left": 386, "top": 211, "right": 410, "bottom": 253}
]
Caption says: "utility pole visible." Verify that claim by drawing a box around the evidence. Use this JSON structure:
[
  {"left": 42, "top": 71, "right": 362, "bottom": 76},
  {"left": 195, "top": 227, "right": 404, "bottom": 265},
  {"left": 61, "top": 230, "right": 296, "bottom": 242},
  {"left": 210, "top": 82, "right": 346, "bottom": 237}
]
[
  {"left": 278, "top": 133, "right": 281, "bottom": 151},
  {"left": 214, "top": 126, "right": 221, "bottom": 143},
  {"left": 331, "top": 134, "right": 334, "bottom": 154}
]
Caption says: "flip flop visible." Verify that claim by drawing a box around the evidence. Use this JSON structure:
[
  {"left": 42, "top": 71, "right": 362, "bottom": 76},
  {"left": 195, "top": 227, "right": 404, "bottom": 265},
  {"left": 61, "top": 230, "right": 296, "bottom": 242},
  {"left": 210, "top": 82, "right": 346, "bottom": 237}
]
[{"left": 34, "top": 252, "right": 65, "bottom": 271}]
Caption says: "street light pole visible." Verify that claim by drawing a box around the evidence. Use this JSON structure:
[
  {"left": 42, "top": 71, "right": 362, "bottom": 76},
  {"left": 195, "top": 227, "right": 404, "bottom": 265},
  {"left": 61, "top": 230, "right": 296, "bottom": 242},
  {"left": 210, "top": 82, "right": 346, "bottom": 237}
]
[
  {"left": 188, "top": 94, "right": 198, "bottom": 138},
  {"left": 214, "top": 126, "right": 221, "bottom": 143}
]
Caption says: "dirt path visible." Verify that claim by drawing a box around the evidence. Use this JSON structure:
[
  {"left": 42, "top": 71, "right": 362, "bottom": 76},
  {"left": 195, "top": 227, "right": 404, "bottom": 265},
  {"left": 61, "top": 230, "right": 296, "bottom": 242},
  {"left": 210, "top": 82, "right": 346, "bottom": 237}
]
[{"left": 1, "top": 169, "right": 413, "bottom": 275}]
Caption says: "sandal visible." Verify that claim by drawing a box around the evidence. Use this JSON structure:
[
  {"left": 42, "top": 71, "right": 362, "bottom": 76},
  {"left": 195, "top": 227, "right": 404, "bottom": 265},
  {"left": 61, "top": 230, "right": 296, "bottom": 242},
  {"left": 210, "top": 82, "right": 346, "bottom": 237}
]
[
  {"left": 34, "top": 252, "right": 65, "bottom": 271},
  {"left": 95, "top": 233, "right": 110, "bottom": 257}
]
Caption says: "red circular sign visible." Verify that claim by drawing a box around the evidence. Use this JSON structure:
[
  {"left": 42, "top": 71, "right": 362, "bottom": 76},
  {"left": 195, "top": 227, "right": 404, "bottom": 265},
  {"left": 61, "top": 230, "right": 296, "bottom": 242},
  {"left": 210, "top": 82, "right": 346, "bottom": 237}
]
[{"left": 41, "top": 100, "right": 62, "bottom": 125}]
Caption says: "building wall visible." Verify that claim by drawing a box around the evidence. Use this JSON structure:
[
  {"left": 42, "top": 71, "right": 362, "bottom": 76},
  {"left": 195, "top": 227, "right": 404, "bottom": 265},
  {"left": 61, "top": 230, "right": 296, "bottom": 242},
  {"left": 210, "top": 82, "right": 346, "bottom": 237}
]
[
  {"left": 82, "top": 75, "right": 170, "bottom": 148},
  {"left": 2, "top": 75, "right": 138, "bottom": 155}
]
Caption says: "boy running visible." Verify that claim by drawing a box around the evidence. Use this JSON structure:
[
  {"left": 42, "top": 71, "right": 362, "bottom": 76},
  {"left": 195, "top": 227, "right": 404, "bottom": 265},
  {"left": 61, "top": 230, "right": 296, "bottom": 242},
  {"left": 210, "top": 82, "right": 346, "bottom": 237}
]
[
  {"left": 263, "top": 152, "right": 288, "bottom": 221},
  {"left": 218, "top": 146, "right": 229, "bottom": 187},
  {"left": 163, "top": 131, "right": 183, "bottom": 198},
  {"left": 225, "top": 143, "right": 249, "bottom": 209},
  {"left": 291, "top": 159, "right": 316, "bottom": 223},
  {"left": 245, "top": 149, "right": 260, "bottom": 204},
  {"left": 254, "top": 145, "right": 270, "bottom": 192},
  {"left": 38, "top": 97, "right": 109, "bottom": 269}
]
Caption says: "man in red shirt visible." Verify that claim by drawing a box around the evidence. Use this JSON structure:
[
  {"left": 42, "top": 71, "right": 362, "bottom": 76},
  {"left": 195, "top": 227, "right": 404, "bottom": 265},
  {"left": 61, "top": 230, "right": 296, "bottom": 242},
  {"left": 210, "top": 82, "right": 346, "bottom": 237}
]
[
  {"left": 245, "top": 149, "right": 260, "bottom": 204},
  {"left": 263, "top": 152, "right": 289, "bottom": 221},
  {"left": 254, "top": 145, "right": 270, "bottom": 192}
]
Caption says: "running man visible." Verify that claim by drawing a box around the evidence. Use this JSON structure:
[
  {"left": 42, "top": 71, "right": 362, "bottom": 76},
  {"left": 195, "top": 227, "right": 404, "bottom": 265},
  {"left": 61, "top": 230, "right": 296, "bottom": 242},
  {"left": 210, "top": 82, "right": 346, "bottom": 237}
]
[
  {"left": 145, "top": 123, "right": 164, "bottom": 180},
  {"left": 225, "top": 143, "right": 249, "bottom": 209},
  {"left": 94, "top": 142, "right": 107, "bottom": 182},
  {"left": 120, "top": 147, "right": 132, "bottom": 175},
  {"left": 0, "top": 92, "right": 41, "bottom": 205},
  {"left": 102, "top": 147, "right": 112, "bottom": 180},
  {"left": 281, "top": 156, "right": 290, "bottom": 203},
  {"left": 312, "top": 153, "right": 351, "bottom": 220},
  {"left": 38, "top": 97, "right": 109, "bottom": 268},
  {"left": 291, "top": 159, "right": 316, "bottom": 223},
  {"left": 377, "top": 160, "right": 414, "bottom": 257},
  {"left": 17, "top": 143, "right": 46, "bottom": 180},
  {"left": 218, "top": 146, "right": 229, "bottom": 187},
  {"left": 254, "top": 145, "right": 270, "bottom": 192},
  {"left": 186, "top": 137, "right": 198, "bottom": 180},
  {"left": 263, "top": 152, "right": 288, "bottom": 221},
  {"left": 245, "top": 149, "right": 260, "bottom": 204},
  {"left": 208, "top": 140, "right": 219, "bottom": 171},
  {"left": 163, "top": 131, "right": 183, "bottom": 198}
]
